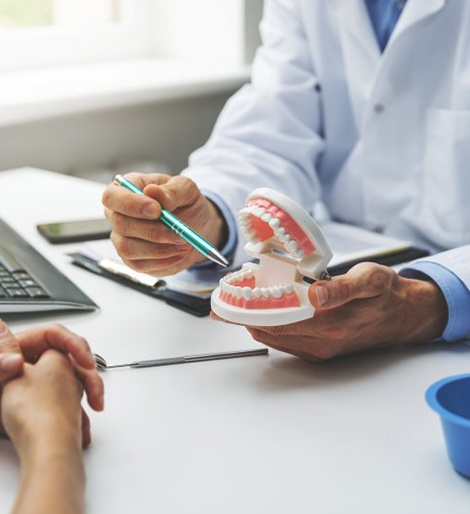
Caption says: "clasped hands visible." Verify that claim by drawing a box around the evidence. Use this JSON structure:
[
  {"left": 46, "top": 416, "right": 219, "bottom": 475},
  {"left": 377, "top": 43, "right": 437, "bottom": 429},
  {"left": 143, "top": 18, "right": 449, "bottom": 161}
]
[{"left": 0, "top": 320, "right": 104, "bottom": 448}]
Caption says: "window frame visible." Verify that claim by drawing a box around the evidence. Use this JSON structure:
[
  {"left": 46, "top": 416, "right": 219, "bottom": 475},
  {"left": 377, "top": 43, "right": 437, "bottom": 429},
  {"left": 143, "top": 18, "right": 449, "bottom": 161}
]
[{"left": 0, "top": 0, "right": 152, "bottom": 72}]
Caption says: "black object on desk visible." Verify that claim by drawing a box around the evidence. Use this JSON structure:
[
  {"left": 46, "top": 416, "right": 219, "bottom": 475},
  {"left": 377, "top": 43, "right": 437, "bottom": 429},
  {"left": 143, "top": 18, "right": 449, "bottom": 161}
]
[
  {"left": 327, "top": 246, "right": 430, "bottom": 277},
  {"left": 68, "top": 252, "right": 211, "bottom": 317}
]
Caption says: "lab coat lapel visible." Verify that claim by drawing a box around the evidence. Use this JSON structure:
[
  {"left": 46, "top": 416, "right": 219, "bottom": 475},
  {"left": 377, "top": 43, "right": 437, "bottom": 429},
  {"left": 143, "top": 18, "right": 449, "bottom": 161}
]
[
  {"left": 328, "top": 0, "right": 380, "bottom": 63},
  {"left": 387, "top": 0, "right": 447, "bottom": 47}
]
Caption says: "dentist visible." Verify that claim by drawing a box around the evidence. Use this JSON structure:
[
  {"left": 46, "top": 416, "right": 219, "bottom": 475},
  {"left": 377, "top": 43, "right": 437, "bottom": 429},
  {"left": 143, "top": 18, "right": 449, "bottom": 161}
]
[{"left": 103, "top": 0, "right": 470, "bottom": 360}]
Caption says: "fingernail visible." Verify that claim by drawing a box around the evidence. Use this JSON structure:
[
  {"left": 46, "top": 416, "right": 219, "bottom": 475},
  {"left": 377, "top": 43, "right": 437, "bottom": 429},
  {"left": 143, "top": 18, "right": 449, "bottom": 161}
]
[
  {"left": 143, "top": 204, "right": 160, "bottom": 218},
  {"left": 316, "top": 286, "right": 329, "bottom": 306},
  {"left": 0, "top": 354, "right": 23, "bottom": 372}
]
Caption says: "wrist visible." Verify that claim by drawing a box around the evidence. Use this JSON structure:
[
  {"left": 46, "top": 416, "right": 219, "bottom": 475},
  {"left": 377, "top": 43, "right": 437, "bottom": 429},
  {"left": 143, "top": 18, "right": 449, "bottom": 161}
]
[
  {"left": 21, "top": 428, "right": 84, "bottom": 481},
  {"left": 400, "top": 277, "right": 448, "bottom": 343},
  {"left": 14, "top": 428, "right": 85, "bottom": 514},
  {"left": 15, "top": 421, "right": 82, "bottom": 464}
]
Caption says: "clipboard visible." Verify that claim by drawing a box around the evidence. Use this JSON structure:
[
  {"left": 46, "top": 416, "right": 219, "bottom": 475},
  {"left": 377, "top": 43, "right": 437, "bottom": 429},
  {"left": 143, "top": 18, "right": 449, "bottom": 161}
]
[
  {"left": 327, "top": 246, "right": 429, "bottom": 276},
  {"left": 67, "top": 252, "right": 211, "bottom": 317}
]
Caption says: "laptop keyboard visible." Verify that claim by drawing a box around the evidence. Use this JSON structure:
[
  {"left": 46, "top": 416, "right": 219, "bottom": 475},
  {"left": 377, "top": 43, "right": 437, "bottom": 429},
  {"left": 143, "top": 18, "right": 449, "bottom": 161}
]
[
  {"left": 0, "top": 254, "right": 50, "bottom": 300},
  {"left": 0, "top": 216, "right": 97, "bottom": 313}
]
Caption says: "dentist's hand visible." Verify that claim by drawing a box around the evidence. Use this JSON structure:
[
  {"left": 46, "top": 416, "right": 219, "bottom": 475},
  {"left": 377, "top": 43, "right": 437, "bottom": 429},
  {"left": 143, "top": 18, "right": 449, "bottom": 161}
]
[
  {"left": 102, "top": 172, "right": 227, "bottom": 276},
  {"left": 212, "top": 263, "right": 448, "bottom": 361}
]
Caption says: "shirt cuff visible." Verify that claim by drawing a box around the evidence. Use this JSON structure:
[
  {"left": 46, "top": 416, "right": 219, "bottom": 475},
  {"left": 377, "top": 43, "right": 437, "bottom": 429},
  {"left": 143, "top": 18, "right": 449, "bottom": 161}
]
[
  {"left": 189, "top": 191, "right": 238, "bottom": 270},
  {"left": 400, "top": 261, "right": 470, "bottom": 342}
]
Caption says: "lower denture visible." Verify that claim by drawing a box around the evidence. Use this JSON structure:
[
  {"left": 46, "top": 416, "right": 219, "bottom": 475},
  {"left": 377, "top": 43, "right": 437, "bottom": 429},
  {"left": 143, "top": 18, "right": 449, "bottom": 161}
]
[{"left": 220, "top": 275, "right": 300, "bottom": 309}]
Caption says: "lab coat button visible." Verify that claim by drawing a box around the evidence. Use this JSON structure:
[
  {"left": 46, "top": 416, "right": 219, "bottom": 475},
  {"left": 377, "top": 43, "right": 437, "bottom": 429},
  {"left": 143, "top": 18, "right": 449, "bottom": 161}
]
[{"left": 373, "top": 103, "right": 384, "bottom": 113}]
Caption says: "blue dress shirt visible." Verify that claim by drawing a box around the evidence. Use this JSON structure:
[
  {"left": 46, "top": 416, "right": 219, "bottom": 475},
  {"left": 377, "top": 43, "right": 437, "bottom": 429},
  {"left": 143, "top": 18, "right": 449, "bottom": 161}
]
[{"left": 365, "top": 0, "right": 407, "bottom": 51}]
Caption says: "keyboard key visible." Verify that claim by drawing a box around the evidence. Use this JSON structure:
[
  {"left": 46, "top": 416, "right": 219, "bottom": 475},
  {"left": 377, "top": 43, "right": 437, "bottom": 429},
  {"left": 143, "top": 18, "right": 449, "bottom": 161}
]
[
  {"left": 0, "top": 287, "right": 6, "bottom": 297},
  {"left": 18, "top": 279, "right": 38, "bottom": 288},
  {"left": 0, "top": 278, "right": 16, "bottom": 286},
  {"left": 6, "top": 288, "right": 29, "bottom": 297},
  {"left": 26, "top": 287, "right": 49, "bottom": 298},
  {"left": 11, "top": 271, "right": 32, "bottom": 280}
]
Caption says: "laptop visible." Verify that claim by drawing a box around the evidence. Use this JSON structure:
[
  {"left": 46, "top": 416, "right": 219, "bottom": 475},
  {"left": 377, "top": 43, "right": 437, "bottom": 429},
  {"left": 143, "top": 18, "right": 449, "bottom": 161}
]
[{"left": 0, "top": 216, "right": 97, "bottom": 313}]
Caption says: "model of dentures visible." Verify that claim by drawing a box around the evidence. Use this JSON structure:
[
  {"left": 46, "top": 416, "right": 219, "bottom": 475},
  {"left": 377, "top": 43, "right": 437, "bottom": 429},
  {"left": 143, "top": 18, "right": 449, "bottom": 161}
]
[{"left": 211, "top": 188, "right": 332, "bottom": 326}]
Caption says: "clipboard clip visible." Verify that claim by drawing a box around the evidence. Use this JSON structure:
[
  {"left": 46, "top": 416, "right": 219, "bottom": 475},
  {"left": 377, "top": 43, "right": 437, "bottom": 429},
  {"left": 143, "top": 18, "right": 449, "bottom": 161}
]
[
  {"left": 98, "top": 258, "right": 166, "bottom": 289},
  {"left": 67, "top": 252, "right": 211, "bottom": 317}
]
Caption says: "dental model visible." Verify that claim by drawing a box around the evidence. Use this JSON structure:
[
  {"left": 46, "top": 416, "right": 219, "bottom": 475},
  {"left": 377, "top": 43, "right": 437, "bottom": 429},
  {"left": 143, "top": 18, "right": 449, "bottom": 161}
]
[{"left": 211, "top": 188, "right": 332, "bottom": 326}]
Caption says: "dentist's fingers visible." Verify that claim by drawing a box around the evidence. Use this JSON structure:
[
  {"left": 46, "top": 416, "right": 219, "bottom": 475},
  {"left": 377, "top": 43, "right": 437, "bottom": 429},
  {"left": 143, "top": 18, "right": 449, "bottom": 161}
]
[
  {"left": 309, "top": 263, "right": 396, "bottom": 310},
  {"left": 143, "top": 175, "right": 203, "bottom": 212},
  {"left": 103, "top": 186, "right": 161, "bottom": 220}
]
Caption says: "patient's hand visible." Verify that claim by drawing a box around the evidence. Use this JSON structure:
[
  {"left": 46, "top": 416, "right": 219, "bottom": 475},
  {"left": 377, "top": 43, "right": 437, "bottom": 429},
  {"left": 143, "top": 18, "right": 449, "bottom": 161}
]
[
  {"left": 0, "top": 320, "right": 104, "bottom": 446},
  {"left": 1, "top": 350, "right": 87, "bottom": 514},
  {"left": 0, "top": 320, "right": 104, "bottom": 412},
  {"left": 1, "top": 350, "right": 83, "bottom": 451}
]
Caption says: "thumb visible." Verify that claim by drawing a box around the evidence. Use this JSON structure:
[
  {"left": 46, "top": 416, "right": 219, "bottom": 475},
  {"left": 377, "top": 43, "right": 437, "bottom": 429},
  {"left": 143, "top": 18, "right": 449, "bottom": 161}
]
[
  {"left": 309, "top": 263, "right": 394, "bottom": 310},
  {"left": 0, "top": 320, "right": 24, "bottom": 381}
]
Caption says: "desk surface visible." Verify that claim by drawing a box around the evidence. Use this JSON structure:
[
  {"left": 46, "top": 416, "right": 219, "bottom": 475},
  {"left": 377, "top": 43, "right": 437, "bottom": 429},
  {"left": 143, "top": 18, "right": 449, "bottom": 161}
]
[{"left": 0, "top": 168, "right": 469, "bottom": 514}]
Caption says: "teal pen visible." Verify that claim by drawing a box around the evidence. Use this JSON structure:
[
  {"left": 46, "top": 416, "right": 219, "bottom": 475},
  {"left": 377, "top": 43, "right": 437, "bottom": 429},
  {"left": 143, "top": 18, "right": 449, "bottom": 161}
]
[{"left": 113, "top": 174, "right": 228, "bottom": 268}]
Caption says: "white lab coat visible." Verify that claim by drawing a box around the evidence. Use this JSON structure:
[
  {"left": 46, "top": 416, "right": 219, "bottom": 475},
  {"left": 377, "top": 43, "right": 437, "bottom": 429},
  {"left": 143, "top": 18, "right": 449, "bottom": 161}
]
[{"left": 183, "top": 0, "right": 470, "bottom": 289}]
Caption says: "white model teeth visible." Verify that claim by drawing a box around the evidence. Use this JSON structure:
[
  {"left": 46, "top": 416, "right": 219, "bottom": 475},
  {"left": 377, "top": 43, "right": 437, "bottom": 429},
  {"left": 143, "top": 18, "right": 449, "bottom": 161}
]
[
  {"left": 242, "top": 287, "right": 252, "bottom": 300},
  {"left": 220, "top": 273, "right": 296, "bottom": 301},
  {"left": 239, "top": 202, "right": 309, "bottom": 259},
  {"left": 287, "top": 240, "right": 298, "bottom": 252},
  {"left": 283, "top": 283, "right": 294, "bottom": 294}
]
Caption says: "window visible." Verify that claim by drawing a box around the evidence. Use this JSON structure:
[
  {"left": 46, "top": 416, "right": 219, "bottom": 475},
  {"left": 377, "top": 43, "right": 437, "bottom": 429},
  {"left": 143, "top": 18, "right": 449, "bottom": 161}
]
[
  {"left": 0, "top": 0, "right": 120, "bottom": 28},
  {"left": 0, "top": 0, "right": 150, "bottom": 71}
]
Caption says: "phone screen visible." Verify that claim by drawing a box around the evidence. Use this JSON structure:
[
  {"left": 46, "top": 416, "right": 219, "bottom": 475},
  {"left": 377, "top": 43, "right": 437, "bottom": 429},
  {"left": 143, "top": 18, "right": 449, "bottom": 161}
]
[{"left": 37, "top": 218, "right": 112, "bottom": 244}]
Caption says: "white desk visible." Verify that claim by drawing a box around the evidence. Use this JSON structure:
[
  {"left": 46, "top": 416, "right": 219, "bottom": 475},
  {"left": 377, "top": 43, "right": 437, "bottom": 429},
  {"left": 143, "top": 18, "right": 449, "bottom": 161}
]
[{"left": 0, "top": 168, "right": 469, "bottom": 514}]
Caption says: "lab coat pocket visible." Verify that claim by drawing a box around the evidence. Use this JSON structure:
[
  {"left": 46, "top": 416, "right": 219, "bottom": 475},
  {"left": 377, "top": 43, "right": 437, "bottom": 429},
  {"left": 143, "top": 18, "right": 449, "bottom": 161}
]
[{"left": 422, "top": 109, "right": 470, "bottom": 245}]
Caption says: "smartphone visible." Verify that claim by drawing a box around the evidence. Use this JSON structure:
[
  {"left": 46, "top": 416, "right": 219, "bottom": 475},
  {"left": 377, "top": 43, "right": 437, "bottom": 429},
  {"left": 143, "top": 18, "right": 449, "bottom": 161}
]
[{"left": 37, "top": 218, "right": 112, "bottom": 244}]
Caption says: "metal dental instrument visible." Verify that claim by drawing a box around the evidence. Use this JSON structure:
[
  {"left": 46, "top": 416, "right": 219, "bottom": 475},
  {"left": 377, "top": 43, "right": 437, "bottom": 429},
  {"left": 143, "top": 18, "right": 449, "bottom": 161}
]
[
  {"left": 92, "top": 348, "right": 268, "bottom": 371},
  {"left": 113, "top": 174, "right": 229, "bottom": 268}
]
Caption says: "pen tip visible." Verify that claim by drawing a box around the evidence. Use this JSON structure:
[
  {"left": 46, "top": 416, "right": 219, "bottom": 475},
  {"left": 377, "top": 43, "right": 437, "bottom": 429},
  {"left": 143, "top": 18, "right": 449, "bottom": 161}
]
[{"left": 210, "top": 251, "right": 229, "bottom": 268}]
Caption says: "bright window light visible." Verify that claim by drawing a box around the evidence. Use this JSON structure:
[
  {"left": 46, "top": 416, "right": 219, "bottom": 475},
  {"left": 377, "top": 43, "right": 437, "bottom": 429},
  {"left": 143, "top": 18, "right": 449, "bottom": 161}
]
[
  {"left": 0, "top": 0, "right": 54, "bottom": 28},
  {"left": 0, "top": 0, "right": 258, "bottom": 73},
  {"left": 0, "top": 0, "right": 121, "bottom": 29},
  {"left": 0, "top": 0, "right": 149, "bottom": 71}
]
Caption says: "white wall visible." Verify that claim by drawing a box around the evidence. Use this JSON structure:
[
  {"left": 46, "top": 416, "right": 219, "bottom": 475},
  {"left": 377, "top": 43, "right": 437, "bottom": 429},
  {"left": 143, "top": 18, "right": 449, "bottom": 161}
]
[
  {"left": 0, "top": 90, "right": 235, "bottom": 181},
  {"left": 151, "top": 0, "right": 263, "bottom": 65},
  {"left": 0, "top": 0, "right": 263, "bottom": 181}
]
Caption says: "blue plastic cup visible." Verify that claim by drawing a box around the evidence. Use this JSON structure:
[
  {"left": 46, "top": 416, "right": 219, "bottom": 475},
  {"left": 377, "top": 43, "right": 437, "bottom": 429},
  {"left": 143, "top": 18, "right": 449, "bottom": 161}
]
[{"left": 426, "top": 374, "right": 470, "bottom": 478}]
